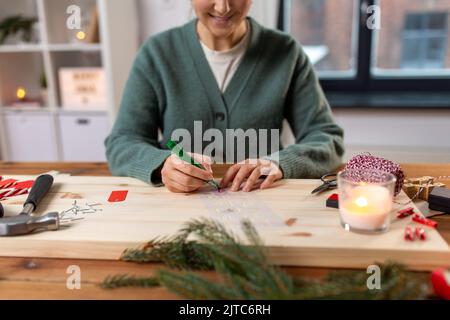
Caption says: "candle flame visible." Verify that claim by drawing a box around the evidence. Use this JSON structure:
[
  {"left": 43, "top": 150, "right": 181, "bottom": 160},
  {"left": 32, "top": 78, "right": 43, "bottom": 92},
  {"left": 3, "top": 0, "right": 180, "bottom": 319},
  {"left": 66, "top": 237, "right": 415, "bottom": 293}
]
[
  {"left": 16, "top": 87, "right": 26, "bottom": 100},
  {"left": 355, "top": 196, "right": 368, "bottom": 208}
]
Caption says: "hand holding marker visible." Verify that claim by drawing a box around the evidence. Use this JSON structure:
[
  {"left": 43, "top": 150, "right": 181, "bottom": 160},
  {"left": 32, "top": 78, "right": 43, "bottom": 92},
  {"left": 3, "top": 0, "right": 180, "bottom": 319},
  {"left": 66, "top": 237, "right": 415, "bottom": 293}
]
[{"left": 166, "top": 140, "right": 221, "bottom": 191}]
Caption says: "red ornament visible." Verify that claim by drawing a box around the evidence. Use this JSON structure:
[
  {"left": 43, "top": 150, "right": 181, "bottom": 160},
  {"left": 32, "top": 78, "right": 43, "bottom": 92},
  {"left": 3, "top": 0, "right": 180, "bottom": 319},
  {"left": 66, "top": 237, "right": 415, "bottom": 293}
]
[
  {"left": 397, "top": 207, "right": 415, "bottom": 219},
  {"left": 431, "top": 269, "right": 450, "bottom": 300},
  {"left": 415, "top": 227, "right": 427, "bottom": 241},
  {"left": 404, "top": 227, "right": 415, "bottom": 241},
  {"left": 412, "top": 214, "right": 438, "bottom": 228}
]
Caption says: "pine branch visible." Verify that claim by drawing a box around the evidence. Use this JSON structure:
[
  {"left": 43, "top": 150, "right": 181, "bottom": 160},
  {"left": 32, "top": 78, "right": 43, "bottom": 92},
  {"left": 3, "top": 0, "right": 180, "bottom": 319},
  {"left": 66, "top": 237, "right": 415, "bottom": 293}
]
[
  {"left": 292, "top": 263, "right": 428, "bottom": 300},
  {"left": 157, "top": 269, "right": 230, "bottom": 300},
  {"left": 128, "top": 219, "right": 296, "bottom": 299},
  {"left": 102, "top": 274, "right": 159, "bottom": 289},
  {"left": 106, "top": 218, "right": 429, "bottom": 300},
  {"left": 121, "top": 238, "right": 214, "bottom": 270}
]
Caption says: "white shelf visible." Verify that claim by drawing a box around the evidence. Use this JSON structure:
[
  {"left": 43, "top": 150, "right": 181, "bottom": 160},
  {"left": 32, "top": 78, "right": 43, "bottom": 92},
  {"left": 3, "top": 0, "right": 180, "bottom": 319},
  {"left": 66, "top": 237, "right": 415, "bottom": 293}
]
[
  {"left": 48, "top": 43, "right": 103, "bottom": 52},
  {"left": 0, "top": 106, "right": 108, "bottom": 114},
  {"left": 0, "top": 106, "right": 49, "bottom": 112},
  {"left": 0, "top": 44, "right": 44, "bottom": 53},
  {"left": 55, "top": 107, "right": 107, "bottom": 113},
  {"left": 0, "top": 43, "right": 104, "bottom": 53}
]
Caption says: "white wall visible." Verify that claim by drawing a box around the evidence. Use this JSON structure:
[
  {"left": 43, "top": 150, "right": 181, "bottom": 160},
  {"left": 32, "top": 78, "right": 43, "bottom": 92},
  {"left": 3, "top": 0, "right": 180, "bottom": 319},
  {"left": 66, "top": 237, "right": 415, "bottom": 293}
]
[
  {"left": 137, "top": 0, "right": 192, "bottom": 41},
  {"left": 100, "top": 0, "right": 140, "bottom": 118},
  {"left": 135, "top": 0, "right": 450, "bottom": 164},
  {"left": 333, "top": 109, "right": 450, "bottom": 163}
]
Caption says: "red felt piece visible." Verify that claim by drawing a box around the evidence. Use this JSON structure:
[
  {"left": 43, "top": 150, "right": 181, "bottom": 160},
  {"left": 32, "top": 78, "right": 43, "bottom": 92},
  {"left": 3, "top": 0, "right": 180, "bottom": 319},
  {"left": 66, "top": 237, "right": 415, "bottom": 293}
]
[
  {"left": 108, "top": 190, "right": 128, "bottom": 203},
  {"left": 328, "top": 193, "right": 339, "bottom": 201}
]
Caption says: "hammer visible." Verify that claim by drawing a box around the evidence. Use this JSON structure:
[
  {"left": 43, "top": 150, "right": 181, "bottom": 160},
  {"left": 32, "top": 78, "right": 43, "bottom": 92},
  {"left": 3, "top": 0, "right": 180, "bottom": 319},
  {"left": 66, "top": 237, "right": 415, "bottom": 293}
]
[{"left": 0, "top": 174, "right": 59, "bottom": 237}]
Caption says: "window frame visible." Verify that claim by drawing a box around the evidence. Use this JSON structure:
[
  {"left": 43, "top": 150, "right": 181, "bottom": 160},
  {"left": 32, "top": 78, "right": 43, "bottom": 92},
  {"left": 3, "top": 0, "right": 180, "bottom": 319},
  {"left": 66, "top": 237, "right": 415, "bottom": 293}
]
[{"left": 279, "top": 0, "right": 450, "bottom": 108}]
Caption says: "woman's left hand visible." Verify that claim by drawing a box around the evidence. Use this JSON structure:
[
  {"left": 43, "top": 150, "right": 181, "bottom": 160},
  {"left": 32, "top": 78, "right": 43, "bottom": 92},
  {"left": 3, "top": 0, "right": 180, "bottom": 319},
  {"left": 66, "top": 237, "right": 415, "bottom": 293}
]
[{"left": 220, "top": 159, "right": 283, "bottom": 192}]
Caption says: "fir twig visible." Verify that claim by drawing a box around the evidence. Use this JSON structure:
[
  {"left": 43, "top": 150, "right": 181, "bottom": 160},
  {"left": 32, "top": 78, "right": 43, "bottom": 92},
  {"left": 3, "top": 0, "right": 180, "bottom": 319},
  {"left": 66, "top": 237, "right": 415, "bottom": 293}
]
[
  {"left": 105, "top": 219, "right": 429, "bottom": 300},
  {"left": 102, "top": 274, "right": 159, "bottom": 289}
]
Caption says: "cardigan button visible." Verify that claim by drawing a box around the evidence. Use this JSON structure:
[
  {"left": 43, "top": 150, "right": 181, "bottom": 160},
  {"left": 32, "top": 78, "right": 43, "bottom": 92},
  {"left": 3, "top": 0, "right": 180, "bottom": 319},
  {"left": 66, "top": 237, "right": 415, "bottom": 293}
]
[{"left": 215, "top": 112, "right": 225, "bottom": 121}]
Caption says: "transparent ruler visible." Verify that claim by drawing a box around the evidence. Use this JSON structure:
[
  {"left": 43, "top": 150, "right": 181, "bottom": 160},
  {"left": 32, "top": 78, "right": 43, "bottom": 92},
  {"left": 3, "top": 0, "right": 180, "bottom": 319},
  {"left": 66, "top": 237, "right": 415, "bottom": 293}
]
[{"left": 199, "top": 190, "right": 285, "bottom": 229}]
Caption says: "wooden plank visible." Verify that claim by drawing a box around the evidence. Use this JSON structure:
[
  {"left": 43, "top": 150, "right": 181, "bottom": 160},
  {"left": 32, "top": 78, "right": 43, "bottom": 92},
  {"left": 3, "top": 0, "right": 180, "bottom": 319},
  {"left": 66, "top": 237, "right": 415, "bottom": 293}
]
[
  {"left": 0, "top": 256, "right": 179, "bottom": 299},
  {"left": 0, "top": 175, "right": 449, "bottom": 271},
  {"left": 0, "top": 256, "right": 344, "bottom": 299},
  {"left": 0, "top": 162, "right": 112, "bottom": 176},
  {"left": 0, "top": 256, "right": 181, "bottom": 299},
  {"left": 0, "top": 281, "right": 178, "bottom": 300},
  {"left": 1, "top": 162, "right": 448, "bottom": 181},
  {"left": 401, "top": 163, "right": 450, "bottom": 184}
]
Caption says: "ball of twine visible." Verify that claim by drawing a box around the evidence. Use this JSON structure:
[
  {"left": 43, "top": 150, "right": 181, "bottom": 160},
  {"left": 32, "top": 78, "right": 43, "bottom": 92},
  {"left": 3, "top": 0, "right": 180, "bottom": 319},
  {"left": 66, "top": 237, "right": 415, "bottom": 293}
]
[{"left": 344, "top": 154, "right": 405, "bottom": 196}]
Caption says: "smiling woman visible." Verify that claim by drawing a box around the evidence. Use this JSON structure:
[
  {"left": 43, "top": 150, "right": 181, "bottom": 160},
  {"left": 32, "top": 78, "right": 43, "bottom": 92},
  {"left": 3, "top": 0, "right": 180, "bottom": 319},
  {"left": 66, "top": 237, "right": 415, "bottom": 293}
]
[
  {"left": 105, "top": 0, "right": 345, "bottom": 193},
  {"left": 194, "top": 0, "right": 252, "bottom": 50}
]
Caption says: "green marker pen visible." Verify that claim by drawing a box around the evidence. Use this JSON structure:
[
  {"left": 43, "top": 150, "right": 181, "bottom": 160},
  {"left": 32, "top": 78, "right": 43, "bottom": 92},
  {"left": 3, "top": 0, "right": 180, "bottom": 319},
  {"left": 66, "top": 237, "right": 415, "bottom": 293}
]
[{"left": 166, "top": 139, "right": 221, "bottom": 191}]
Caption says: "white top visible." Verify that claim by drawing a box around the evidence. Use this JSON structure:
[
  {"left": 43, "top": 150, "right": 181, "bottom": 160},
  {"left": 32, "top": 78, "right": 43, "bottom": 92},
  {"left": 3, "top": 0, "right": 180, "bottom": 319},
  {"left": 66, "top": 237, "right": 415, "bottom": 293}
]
[{"left": 200, "top": 26, "right": 251, "bottom": 93}]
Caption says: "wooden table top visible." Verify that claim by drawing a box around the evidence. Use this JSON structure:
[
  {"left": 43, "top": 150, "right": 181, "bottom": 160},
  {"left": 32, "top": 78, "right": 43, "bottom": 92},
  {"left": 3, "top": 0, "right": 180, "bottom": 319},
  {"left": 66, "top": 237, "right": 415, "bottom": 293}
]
[{"left": 0, "top": 161, "right": 449, "bottom": 300}]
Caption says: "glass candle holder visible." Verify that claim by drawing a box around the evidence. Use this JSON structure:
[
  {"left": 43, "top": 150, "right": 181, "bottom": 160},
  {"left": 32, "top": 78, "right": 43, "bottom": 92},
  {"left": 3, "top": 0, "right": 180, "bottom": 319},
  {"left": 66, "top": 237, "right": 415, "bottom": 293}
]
[{"left": 337, "top": 169, "right": 396, "bottom": 234}]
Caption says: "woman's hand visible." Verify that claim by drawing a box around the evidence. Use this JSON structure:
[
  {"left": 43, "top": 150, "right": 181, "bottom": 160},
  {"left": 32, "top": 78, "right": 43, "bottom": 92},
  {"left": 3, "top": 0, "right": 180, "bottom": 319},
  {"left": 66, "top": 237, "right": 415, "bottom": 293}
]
[
  {"left": 220, "top": 159, "right": 283, "bottom": 192},
  {"left": 161, "top": 153, "right": 214, "bottom": 193}
]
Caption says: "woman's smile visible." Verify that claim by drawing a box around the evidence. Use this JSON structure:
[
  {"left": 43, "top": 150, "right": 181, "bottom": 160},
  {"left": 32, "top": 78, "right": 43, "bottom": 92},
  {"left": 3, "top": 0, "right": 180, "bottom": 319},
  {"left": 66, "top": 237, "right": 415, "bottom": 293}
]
[{"left": 208, "top": 13, "right": 234, "bottom": 27}]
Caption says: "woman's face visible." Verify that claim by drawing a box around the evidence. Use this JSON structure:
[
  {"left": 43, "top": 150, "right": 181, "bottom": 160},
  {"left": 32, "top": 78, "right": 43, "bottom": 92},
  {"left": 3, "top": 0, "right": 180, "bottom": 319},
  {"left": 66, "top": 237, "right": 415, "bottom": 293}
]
[{"left": 192, "top": 0, "right": 253, "bottom": 38}]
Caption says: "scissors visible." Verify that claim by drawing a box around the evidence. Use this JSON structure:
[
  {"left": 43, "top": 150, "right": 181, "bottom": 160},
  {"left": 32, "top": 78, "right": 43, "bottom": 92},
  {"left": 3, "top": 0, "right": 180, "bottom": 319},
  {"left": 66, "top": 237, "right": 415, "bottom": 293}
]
[{"left": 311, "top": 173, "right": 338, "bottom": 195}]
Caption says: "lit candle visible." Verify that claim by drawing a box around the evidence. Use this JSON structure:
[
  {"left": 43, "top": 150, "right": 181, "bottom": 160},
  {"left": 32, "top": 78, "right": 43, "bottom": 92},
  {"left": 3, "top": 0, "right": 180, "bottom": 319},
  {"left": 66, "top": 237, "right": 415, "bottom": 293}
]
[{"left": 340, "top": 185, "right": 393, "bottom": 231}]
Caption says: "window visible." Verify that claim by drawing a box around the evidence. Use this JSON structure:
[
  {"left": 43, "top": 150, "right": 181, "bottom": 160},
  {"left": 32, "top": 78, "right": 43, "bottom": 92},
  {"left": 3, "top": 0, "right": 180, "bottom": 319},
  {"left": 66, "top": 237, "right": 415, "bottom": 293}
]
[
  {"left": 285, "top": 0, "right": 359, "bottom": 77},
  {"left": 373, "top": 6, "right": 450, "bottom": 75},
  {"left": 401, "top": 13, "right": 448, "bottom": 69},
  {"left": 282, "top": 0, "right": 450, "bottom": 108}
]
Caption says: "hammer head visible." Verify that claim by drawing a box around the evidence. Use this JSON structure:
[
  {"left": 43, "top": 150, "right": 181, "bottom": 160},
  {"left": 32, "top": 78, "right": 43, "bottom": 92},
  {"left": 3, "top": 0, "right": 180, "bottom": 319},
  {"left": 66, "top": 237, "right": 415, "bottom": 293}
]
[{"left": 0, "top": 212, "right": 60, "bottom": 236}]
